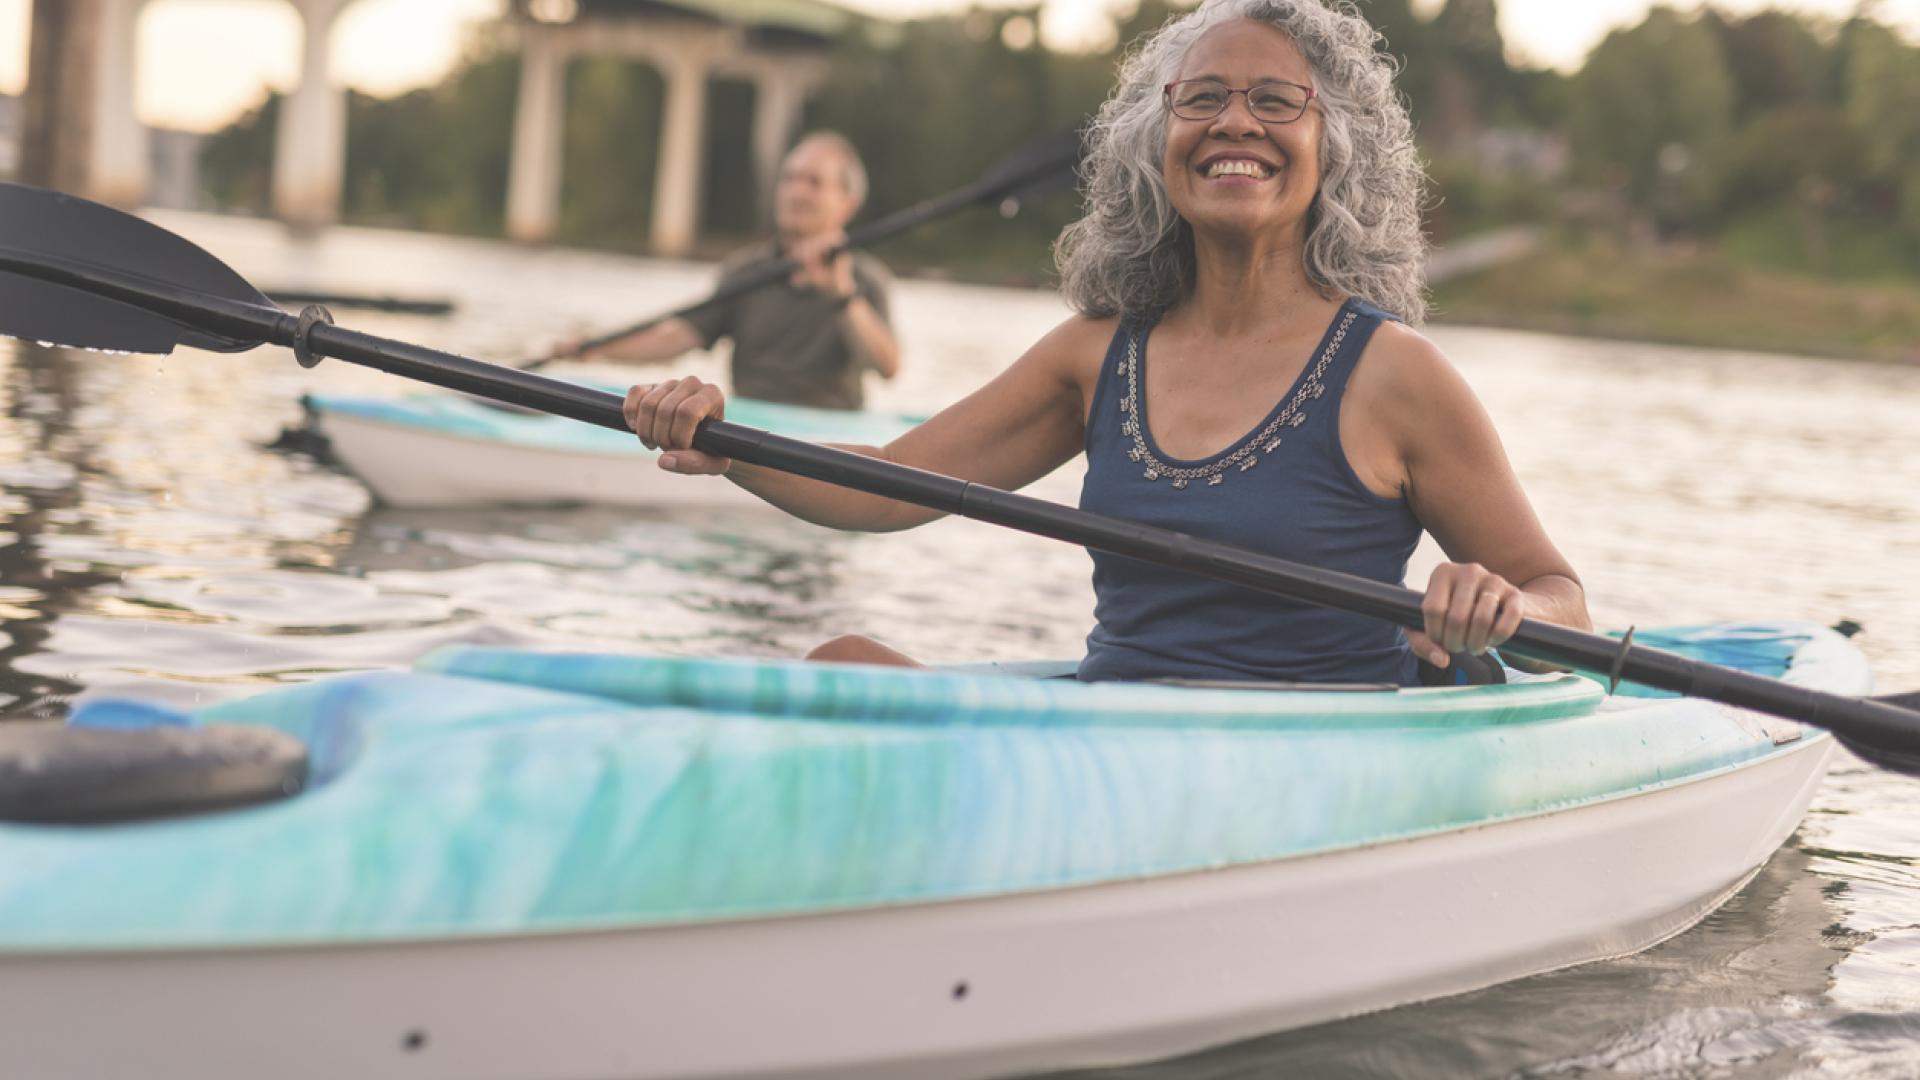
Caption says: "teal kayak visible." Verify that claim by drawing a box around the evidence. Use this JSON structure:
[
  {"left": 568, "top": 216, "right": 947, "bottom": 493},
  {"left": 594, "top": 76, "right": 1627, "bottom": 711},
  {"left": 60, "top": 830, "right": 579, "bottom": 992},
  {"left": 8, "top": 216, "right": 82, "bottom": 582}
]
[
  {"left": 0, "top": 621, "right": 1861, "bottom": 1078},
  {"left": 302, "top": 385, "right": 922, "bottom": 509}
]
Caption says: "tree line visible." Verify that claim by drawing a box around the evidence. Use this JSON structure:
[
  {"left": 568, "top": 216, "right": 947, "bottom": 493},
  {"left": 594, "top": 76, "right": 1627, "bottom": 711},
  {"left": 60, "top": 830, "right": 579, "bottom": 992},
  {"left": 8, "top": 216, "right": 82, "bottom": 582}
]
[{"left": 199, "top": 1, "right": 1920, "bottom": 279}]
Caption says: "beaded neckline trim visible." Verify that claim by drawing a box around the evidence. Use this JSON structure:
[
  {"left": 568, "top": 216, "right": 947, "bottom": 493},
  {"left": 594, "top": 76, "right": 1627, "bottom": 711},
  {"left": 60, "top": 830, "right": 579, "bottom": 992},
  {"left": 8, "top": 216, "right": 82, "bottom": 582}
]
[{"left": 1117, "top": 308, "right": 1356, "bottom": 490}]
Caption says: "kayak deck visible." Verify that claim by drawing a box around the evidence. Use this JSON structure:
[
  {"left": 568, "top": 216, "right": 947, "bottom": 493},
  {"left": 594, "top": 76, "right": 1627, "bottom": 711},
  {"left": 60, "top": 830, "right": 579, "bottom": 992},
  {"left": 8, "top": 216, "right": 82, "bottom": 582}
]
[{"left": 0, "top": 622, "right": 1857, "bottom": 951}]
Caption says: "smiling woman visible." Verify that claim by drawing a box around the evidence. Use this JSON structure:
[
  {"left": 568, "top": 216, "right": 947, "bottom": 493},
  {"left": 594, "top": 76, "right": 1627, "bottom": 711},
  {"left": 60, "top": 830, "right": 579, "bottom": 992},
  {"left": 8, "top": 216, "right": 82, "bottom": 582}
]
[{"left": 626, "top": 0, "right": 1594, "bottom": 686}]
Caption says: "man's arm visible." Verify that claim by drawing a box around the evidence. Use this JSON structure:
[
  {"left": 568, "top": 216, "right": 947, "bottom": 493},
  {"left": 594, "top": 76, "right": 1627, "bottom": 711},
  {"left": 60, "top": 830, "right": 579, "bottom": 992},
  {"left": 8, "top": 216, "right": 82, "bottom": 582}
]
[
  {"left": 837, "top": 291, "right": 900, "bottom": 379},
  {"left": 575, "top": 317, "right": 705, "bottom": 365}
]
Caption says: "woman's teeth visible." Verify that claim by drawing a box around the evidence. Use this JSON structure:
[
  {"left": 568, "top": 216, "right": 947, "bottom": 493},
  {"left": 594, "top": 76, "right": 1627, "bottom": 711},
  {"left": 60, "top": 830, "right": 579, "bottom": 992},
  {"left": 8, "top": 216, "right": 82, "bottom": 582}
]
[{"left": 1206, "top": 159, "right": 1273, "bottom": 179}]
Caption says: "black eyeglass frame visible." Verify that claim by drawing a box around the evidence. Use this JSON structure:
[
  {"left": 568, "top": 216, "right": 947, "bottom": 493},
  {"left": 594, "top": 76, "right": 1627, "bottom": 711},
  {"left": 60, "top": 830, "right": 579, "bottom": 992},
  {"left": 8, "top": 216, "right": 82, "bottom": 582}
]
[{"left": 1161, "top": 79, "right": 1318, "bottom": 124}]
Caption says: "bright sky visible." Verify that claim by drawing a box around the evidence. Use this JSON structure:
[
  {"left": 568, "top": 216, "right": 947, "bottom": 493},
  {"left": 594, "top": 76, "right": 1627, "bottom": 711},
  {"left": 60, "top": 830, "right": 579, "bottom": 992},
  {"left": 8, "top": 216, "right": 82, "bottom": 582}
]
[{"left": 1, "top": 0, "right": 1917, "bottom": 133}]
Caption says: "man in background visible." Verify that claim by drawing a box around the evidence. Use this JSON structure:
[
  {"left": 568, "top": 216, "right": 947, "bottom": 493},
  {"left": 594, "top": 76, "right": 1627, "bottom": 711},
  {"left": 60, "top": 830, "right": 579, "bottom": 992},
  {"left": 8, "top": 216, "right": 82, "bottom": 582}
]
[{"left": 553, "top": 131, "right": 901, "bottom": 411}]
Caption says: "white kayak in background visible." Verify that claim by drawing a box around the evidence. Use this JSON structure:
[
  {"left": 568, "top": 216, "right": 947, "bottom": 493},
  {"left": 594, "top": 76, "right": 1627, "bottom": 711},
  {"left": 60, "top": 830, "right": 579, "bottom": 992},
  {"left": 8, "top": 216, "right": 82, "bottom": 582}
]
[{"left": 301, "top": 386, "right": 922, "bottom": 509}]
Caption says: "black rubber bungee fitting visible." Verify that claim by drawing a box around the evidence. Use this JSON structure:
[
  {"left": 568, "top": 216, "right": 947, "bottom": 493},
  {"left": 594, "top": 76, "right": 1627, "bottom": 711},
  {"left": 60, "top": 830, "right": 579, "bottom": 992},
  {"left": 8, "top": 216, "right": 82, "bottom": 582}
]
[
  {"left": 293, "top": 304, "right": 334, "bottom": 369},
  {"left": 1607, "top": 625, "right": 1636, "bottom": 694}
]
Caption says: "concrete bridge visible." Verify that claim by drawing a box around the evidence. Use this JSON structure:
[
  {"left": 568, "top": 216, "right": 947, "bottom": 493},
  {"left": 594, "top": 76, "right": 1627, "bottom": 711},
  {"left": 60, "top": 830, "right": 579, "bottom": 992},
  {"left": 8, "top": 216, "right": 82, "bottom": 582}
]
[
  {"left": 508, "top": 0, "right": 851, "bottom": 253},
  {"left": 20, "top": 0, "right": 852, "bottom": 253}
]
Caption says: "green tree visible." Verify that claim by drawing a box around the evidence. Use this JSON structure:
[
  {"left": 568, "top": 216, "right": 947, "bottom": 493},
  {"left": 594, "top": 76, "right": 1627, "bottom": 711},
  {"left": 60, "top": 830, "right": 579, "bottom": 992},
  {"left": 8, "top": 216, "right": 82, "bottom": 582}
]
[
  {"left": 1841, "top": 20, "right": 1920, "bottom": 240},
  {"left": 556, "top": 57, "right": 663, "bottom": 249},
  {"left": 1705, "top": 10, "right": 1831, "bottom": 121},
  {"left": 199, "top": 95, "right": 277, "bottom": 214},
  {"left": 1721, "top": 106, "right": 1867, "bottom": 270},
  {"left": 1569, "top": 8, "right": 1737, "bottom": 230},
  {"left": 1357, "top": 0, "right": 1437, "bottom": 130}
]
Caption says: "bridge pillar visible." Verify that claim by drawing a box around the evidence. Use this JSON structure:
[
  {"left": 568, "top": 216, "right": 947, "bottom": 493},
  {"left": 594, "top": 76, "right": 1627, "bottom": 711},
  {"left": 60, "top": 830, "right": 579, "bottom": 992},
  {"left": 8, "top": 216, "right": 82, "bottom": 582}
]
[
  {"left": 650, "top": 54, "right": 711, "bottom": 257},
  {"left": 86, "top": 0, "right": 151, "bottom": 207},
  {"left": 272, "top": 0, "right": 350, "bottom": 229},
  {"left": 506, "top": 23, "right": 567, "bottom": 243},
  {"left": 20, "top": 0, "right": 101, "bottom": 195}
]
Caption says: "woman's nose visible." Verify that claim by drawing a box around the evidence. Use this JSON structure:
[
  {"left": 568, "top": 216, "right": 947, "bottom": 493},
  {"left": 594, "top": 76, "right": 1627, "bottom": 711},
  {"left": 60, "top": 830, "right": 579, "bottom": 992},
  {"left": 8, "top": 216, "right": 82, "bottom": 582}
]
[{"left": 1209, "top": 93, "right": 1265, "bottom": 135}]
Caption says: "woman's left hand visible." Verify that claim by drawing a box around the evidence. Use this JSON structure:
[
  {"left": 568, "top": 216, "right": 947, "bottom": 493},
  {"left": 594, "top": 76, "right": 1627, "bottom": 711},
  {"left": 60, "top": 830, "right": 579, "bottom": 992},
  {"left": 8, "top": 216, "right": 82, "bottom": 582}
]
[{"left": 1408, "top": 562, "right": 1528, "bottom": 668}]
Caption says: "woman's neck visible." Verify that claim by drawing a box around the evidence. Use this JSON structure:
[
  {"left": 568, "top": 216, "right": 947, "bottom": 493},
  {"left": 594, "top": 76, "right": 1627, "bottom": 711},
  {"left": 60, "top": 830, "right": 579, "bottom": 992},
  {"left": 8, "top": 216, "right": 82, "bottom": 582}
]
[{"left": 1182, "top": 228, "right": 1324, "bottom": 337}]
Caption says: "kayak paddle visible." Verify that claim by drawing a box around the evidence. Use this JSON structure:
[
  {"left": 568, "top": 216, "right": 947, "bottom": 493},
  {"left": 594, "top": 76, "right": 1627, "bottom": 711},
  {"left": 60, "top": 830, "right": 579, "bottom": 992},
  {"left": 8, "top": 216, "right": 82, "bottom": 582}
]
[
  {"left": 3, "top": 180, "right": 1919, "bottom": 776},
  {"left": 528, "top": 122, "right": 1085, "bottom": 367}
]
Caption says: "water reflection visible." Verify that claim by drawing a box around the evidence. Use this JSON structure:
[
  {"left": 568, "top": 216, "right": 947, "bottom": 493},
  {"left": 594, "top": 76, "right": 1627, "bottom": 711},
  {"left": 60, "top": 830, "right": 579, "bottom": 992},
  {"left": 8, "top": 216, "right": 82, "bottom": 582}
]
[
  {"left": 0, "top": 342, "right": 117, "bottom": 717},
  {"left": 342, "top": 504, "right": 861, "bottom": 654}
]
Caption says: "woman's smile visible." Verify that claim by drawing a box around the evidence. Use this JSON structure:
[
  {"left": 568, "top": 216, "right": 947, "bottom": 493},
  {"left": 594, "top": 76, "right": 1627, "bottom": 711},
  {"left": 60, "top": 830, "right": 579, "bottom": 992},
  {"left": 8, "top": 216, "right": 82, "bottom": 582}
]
[{"left": 1197, "top": 152, "right": 1281, "bottom": 183}]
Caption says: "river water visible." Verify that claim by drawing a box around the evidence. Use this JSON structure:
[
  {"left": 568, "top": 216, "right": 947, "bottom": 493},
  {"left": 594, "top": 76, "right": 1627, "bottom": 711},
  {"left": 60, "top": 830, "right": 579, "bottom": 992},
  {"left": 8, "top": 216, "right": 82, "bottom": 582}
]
[{"left": 2, "top": 212, "right": 1916, "bottom": 1077}]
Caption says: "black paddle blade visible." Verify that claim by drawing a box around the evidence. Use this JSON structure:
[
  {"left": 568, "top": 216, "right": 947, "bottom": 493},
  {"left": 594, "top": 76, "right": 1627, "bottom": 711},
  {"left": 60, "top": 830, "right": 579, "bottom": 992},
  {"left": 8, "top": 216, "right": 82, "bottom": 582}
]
[
  {"left": 1838, "top": 693, "right": 1920, "bottom": 775},
  {"left": 0, "top": 183, "right": 270, "bottom": 354},
  {"left": 1836, "top": 733, "right": 1920, "bottom": 776}
]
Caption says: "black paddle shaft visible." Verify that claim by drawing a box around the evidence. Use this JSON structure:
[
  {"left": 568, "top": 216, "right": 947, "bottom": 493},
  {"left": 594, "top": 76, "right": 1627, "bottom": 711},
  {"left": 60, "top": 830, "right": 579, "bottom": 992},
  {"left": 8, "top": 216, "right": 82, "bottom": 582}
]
[{"left": 3, "top": 203, "right": 1919, "bottom": 774}]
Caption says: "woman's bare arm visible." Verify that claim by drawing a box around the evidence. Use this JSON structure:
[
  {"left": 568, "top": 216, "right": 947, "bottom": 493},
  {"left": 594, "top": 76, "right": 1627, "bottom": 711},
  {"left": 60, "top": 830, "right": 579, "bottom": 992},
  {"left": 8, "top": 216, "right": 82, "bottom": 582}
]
[
  {"left": 627, "top": 316, "right": 1111, "bottom": 532},
  {"left": 1351, "top": 325, "right": 1592, "bottom": 665}
]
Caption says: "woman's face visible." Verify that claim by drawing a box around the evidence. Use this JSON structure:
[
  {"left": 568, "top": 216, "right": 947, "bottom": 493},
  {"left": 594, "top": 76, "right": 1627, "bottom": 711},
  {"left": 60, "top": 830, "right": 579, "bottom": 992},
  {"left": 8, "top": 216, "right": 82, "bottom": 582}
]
[{"left": 1162, "top": 19, "right": 1323, "bottom": 244}]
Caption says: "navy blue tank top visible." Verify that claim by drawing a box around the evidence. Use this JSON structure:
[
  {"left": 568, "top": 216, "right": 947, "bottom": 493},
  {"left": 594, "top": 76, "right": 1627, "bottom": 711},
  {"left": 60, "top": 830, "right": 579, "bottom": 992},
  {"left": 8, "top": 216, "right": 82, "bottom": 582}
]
[{"left": 1078, "top": 297, "right": 1423, "bottom": 685}]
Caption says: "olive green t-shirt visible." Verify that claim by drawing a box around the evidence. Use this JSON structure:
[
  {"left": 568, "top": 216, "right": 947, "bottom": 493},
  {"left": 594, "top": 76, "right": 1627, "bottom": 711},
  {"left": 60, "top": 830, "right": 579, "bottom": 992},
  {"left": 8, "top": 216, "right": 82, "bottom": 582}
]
[{"left": 680, "top": 243, "right": 895, "bottom": 411}]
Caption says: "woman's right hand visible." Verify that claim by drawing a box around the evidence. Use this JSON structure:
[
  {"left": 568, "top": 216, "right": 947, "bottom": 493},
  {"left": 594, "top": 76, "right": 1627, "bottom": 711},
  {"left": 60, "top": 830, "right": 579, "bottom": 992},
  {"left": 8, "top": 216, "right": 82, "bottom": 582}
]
[{"left": 623, "top": 377, "right": 732, "bottom": 474}]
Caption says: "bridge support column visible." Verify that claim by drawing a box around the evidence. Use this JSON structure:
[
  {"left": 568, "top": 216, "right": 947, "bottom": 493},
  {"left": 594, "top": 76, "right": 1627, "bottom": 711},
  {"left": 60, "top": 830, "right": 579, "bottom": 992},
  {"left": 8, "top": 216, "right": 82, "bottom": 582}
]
[
  {"left": 20, "top": 0, "right": 102, "bottom": 194},
  {"left": 273, "top": 0, "right": 349, "bottom": 229},
  {"left": 86, "top": 0, "right": 150, "bottom": 207},
  {"left": 506, "top": 23, "right": 567, "bottom": 243},
  {"left": 650, "top": 55, "right": 710, "bottom": 257}
]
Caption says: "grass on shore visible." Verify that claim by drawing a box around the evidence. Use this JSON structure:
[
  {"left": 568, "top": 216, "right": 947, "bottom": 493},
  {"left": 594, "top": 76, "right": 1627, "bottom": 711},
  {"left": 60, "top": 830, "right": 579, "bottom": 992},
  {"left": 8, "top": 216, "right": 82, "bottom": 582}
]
[{"left": 1431, "top": 232, "right": 1920, "bottom": 363}]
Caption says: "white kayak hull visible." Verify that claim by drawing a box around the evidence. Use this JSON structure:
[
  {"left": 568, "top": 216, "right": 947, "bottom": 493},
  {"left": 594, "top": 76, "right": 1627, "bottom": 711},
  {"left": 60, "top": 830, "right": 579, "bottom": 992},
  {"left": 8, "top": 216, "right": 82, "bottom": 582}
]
[
  {"left": 303, "top": 389, "right": 920, "bottom": 510},
  {"left": 314, "top": 408, "right": 760, "bottom": 511},
  {"left": 0, "top": 734, "right": 1831, "bottom": 1079}
]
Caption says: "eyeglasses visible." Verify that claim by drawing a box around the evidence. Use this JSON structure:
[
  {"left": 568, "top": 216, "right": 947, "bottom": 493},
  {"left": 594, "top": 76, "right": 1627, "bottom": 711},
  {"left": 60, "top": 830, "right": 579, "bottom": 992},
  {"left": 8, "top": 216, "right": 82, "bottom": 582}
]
[{"left": 1162, "top": 79, "right": 1316, "bottom": 124}]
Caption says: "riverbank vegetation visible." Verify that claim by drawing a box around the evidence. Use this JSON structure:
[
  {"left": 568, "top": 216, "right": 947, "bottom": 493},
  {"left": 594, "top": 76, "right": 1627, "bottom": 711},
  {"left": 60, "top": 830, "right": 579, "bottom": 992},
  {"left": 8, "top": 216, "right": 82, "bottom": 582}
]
[
  {"left": 1433, "top": 230, "right": 1920, "bottom": 361},
  {"left": 198, "top": 1, "right": 1919, "bottom": 360}
]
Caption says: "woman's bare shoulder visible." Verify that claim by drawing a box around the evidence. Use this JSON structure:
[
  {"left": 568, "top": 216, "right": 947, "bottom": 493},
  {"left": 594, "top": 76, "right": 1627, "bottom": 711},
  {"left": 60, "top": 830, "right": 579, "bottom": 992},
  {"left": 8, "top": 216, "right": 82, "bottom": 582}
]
[
  {"left": 1349, "top": 318, "right": 1471, "bottom": 412},
  {"left": 1020, "top": 312, "right": 1124, "bottom": 386},
  {"left": 1361, "top": 317, "right": 1451, "bottom": 375},
  {"left": 1032, "top": 312, "right": 1122, "bottom": 355}
]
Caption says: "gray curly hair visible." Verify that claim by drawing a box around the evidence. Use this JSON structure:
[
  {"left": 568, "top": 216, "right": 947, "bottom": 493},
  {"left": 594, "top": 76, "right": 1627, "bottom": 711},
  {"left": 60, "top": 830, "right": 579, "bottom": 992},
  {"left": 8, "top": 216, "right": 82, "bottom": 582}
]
[{"left": 1055, "top": 0, "right": 1429, "bottom": 324}]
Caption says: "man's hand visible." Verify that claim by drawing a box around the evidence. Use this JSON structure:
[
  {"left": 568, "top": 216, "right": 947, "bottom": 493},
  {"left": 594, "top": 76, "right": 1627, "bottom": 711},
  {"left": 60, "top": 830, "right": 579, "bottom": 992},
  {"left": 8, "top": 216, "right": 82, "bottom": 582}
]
[{"left": 787, "top": 232, "right": 857, "bottom": 301}]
